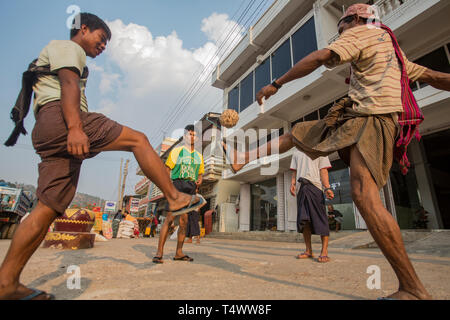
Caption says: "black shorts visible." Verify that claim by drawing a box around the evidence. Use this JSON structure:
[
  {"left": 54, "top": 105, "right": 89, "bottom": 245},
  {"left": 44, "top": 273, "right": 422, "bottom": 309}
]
[{"left": 172, "top": 179, "right": 197, "bottom": 195}]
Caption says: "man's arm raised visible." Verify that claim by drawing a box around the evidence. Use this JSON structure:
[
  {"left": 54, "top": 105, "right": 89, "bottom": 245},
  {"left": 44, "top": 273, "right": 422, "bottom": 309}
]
[
  {"left": 256, "top": 49, "right": 338, "bottom": 105},
  {"left": 418, "top": 68, "right": 450, "bottom": 91}
]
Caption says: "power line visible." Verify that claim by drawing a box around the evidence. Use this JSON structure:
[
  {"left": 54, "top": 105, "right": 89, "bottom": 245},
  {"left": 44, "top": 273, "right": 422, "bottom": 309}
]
[
  {"left": 147, "top": 0, "right": 254, "bottom": 143},
  {"left": 154, "top": 0, "right": 272, "bottom": 143},
  {"left": 148, "top": 0, "right": 263, "bottom": 144}
]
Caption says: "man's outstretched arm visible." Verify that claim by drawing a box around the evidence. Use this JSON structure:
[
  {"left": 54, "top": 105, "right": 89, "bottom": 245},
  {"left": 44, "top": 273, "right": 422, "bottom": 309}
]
[
  {"left": 418, "top": 68, "right": 450, "bottom": 91},
  {"left": 256, "top": 49, "right": 339, "bottom": 105}
]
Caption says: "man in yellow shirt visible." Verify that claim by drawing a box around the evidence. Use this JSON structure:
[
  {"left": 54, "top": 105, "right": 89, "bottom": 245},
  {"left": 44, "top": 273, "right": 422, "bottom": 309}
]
[{"left": 153, "top": 125, "right": 204, "bottom": 263}]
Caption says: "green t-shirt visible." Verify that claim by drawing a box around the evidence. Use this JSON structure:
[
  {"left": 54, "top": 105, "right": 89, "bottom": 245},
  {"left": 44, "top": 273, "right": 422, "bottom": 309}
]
[
  {"left": 165, "top": 146, "right": 205, "bottom": 181},
  {"left": 33, "top": 40, "right": 88, "bottom": 114}
]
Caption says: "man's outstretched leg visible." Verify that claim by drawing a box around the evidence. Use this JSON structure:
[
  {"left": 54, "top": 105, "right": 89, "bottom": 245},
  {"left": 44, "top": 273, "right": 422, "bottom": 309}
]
[
  {"left": 0, "top": 202, "right": 57, "bottom": 300},
  {"left": 223, "top": 133, "right": 295, "bottom": 173},
  {"left": 349, "top": 146, "right": 431, "bottom": 300},
  {"left": 101, "top": 126, "right": 202, "bottom": 213}
]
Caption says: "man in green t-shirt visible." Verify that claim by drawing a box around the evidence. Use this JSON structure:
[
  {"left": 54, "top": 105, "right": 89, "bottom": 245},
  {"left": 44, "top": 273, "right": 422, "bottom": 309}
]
[
  {"left": 153, "top": 125, "right": 205, "bottom": 263},
  {"left": 0, "top": 13, "right": 205, "bottom": 300}
]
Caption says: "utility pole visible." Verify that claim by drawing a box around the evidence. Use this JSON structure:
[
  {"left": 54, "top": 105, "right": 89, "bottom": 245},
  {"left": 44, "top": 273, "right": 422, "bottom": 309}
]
[
  {"left": 117, "top": 158, "right": 123, "bottom": 209},
  {"left": 119, "top": 159, "right": 130, "bottom": 211}
]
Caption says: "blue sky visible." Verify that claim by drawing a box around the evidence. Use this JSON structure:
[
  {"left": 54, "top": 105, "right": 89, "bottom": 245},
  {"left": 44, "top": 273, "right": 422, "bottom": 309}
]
[{"left": 0, "top": 0, "right": 272, "bottom": 201}]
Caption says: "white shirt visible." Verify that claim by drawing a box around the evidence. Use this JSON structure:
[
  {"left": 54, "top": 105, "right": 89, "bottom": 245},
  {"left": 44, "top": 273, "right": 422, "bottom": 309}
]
[{"left": 290, "top": 150, "right": 331, "bottom": 192}]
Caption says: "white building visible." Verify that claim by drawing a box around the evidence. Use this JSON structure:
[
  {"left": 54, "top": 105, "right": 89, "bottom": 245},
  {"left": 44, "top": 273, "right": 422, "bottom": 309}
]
[
  {"left": 137, "top": 113, "right": 241, "bottom": 232},
  {"left": 212, "top": 0, "right": 450, "bottom": 232}
]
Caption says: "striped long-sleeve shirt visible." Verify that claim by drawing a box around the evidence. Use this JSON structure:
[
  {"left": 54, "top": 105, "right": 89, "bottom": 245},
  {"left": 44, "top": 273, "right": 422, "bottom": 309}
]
[{"left": 326, "top": 24, "right": 427, "bottom": 115}]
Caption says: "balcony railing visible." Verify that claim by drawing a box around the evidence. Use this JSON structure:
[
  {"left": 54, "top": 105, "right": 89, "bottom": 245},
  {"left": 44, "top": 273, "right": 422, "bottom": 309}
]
[
  {"left": 376, "top": 0, "right": 408, "bottom": 18},
  {"left": 203, "top": 155, "right": 227, "bottom": 181},
  {"left": 328, "top": 0, "right": 410, "bottom": 44}
]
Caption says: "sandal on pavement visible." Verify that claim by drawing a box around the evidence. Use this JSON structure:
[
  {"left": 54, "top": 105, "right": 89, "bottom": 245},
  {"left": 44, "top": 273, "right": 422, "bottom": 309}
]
[
  {"left": 173, "top": 255, "right": 194, "bottom": 262},
  {"left": 19, "top": 288, "right": 55, "bottom": 300},
  {"left": 296, "top": 252, "right": 314, "bottom": 259},
  {"left": 152, "top": 256, "right": 163, "bottom": 264},
  {"left": 318, "top": 255, "right": 331, "bottom": 263}
]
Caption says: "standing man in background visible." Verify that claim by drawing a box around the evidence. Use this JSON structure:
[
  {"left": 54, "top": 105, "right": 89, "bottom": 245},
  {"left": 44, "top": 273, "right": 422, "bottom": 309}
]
[
  {"left": 153, "top": 125, "right": 204, "bottom": 263},
  {"left": 290, "top": 150, "right": 334, "bottom": 263}
]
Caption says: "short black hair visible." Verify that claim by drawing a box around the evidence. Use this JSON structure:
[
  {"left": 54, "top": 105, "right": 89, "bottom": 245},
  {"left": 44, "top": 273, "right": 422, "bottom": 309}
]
[
  {"left": 184, "top": 125, "right": 195, "bottom": 133},
  {"left": 70, "top": 12, "right": 112, "bottom": 40}
]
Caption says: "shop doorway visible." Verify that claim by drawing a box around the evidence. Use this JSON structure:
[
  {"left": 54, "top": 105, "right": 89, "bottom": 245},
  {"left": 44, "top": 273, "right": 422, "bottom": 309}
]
[
  {"left": 422, "top": 129, "right": 450, "bottom": 229},
  {"left": 251, "top": 178, "right": 278, "bottom": 231}
]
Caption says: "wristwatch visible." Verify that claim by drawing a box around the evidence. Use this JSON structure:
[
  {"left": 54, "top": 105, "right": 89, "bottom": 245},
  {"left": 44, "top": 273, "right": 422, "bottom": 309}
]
[{"left": 271, "top": 80, "right": 282, "bottom": 89}]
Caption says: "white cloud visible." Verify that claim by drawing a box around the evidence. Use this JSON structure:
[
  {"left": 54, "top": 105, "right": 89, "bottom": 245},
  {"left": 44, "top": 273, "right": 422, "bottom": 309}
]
[{"left": 88, "top": 13, "right": 245, "bottom": 144}]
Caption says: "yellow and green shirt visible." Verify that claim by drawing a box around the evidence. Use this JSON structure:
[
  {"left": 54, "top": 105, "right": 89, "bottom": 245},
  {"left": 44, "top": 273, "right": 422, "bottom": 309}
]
[{"left": 165, "top": 146, "right": 205, "bottom": 182}]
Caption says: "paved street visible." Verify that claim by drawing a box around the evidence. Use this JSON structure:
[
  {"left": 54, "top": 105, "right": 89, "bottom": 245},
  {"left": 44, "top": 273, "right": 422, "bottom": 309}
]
[{"left": 1, "top": 234, "right": 450, "bottom": 300}]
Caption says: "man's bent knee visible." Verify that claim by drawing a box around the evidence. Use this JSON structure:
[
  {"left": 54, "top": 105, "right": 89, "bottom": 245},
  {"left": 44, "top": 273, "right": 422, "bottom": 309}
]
[{"left": 130, "top": 131, "right": 150, "bottom": 149}]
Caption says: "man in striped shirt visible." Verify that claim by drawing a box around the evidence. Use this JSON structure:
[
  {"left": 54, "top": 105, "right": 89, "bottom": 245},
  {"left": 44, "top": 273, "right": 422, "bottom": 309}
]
[{"left": 225, "top": 3, "right": 450, "bottom": 300}]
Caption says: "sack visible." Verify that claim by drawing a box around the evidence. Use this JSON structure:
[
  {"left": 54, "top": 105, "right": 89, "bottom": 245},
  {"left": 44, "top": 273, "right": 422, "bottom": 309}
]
[
  {"left": 117, "top": 220, "right": 135, "bottom": 238},
  {"left": 102, "top": 221, "right": 113, "bottom": 240},
  {"left": 95, "top": 233, "right": 108, "bottom": 242},
  {"left": 169, "top": 226, "right": 179, "bottom": 240}
]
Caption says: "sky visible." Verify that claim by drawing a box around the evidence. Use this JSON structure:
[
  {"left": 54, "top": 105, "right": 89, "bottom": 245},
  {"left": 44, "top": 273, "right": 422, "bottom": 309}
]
[{"left": 0, "top": 0, "right": 273, "bottom": 201}]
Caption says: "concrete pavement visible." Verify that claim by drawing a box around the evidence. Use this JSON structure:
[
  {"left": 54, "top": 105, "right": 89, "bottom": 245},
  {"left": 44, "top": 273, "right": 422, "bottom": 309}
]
[{"left": 0, "top": 232, "right": 449, "bottom": 300}]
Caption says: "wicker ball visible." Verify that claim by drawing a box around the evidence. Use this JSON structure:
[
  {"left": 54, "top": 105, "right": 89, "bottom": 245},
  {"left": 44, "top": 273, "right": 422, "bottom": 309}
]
[{"left": 220, "top": 109, "right": 239, "bottom": 128}]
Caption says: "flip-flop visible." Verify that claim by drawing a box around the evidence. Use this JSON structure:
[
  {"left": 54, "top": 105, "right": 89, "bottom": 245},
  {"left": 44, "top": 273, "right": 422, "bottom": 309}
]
[
  {"left": 152, "top": 256, "right": 163, "bottom": 264},
  {"left": 221, "top": 141, "right": 238, "bottom": 174},
  {"left": 296, "top": 252, "right": 314, "bottom": 259},
  {"left": 19, "top": 288, "right": 55, "bottom": 300},
  {"left": 173, "top": 255, "right": 194, "bottom": 262},
  {"left": 318, "top": 255, "right": 331, "bottom": 263},
  {"left": 169, "top": 194, "right": 206, "bottom": 217}
]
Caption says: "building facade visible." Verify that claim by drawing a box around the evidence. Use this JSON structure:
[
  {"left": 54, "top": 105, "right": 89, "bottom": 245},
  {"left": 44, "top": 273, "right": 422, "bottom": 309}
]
[
  {"left": 135, "top": 113, "right": 242, "bottom": 232},
  {"left": 212, "top": 0, "right": 450, "bottom": 231}
]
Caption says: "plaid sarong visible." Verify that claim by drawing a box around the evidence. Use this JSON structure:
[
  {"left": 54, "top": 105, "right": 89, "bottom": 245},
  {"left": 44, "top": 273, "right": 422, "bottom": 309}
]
[{"left": 291, "top": 98, "right": 398, "bottom": 190}]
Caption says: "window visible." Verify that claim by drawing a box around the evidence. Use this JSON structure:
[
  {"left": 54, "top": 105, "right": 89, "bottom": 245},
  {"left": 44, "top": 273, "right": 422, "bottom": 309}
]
[
  {"left": 251, "top": 178, "right": 278, "bottom": 231},
  {"left": 328, "top": 160, "right": 355, "bottom": 230},
  {"left": 255, "top": 57, "right": 271, "bottom": 94},
  {"left": 319, "top": 102, "right": 334, "bottom": 119},
  {"left": 291, "top": 17, "right": 318, "bottom": 64},
  {"left": 271, "top": 39, "right": 292, "bottom": 81},
  {"left": 291, "top": 117, "right": 303, "bottom": 128},
  {"left": 304, "top": 110, "right": 319, "bottom": 121},
  {"left": 228, "top": 86, "right": 239, "bottom": 112},
  {"left": 240, "top": 72, "right": 254, "bottom": 112},
  {"left": 412, "top": 45, "right": 450, "bottom": 91}
]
